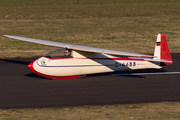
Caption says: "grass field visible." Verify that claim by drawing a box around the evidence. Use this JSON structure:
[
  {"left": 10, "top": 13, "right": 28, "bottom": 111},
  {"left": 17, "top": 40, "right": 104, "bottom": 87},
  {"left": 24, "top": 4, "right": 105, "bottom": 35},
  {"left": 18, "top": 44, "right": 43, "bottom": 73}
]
[
  {"left": 0, "top": 102, "right": 180, "bottom": 120},
  {"left": 1, "top": 0, "right": 180, "bottom": 58}
]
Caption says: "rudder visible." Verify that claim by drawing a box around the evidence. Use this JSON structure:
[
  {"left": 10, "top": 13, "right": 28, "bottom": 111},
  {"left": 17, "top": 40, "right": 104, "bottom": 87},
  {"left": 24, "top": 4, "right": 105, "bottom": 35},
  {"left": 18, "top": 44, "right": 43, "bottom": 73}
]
[{"left": 154, "top": 34, "right": 172, "bottom": 66}]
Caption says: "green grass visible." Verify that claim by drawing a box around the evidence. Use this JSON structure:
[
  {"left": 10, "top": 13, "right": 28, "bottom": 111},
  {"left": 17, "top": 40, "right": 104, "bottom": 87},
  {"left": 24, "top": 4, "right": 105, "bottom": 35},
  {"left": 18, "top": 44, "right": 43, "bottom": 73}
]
[
  {"left": 1, "top": 102, "right": 180, "bottom": 120},
  {"left": 0, "top": 0, "right": 180, "bottom": 58}
]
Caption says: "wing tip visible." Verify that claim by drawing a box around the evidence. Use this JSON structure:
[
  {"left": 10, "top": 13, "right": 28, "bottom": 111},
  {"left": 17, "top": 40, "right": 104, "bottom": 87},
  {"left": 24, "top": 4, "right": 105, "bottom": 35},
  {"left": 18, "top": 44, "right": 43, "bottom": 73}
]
[{"left": 3, "top": 35, "right": 11, "bottom": 38}]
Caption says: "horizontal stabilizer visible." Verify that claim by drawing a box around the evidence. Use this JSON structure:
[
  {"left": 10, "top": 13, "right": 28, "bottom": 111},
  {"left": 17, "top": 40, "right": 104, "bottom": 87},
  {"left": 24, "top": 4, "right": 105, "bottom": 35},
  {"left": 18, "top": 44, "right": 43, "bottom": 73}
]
[
  {"left": 148, "top": 59, "right": 172, "bottom": 63},
  {"left": 129, "top": 57, "right": 172, "bottom": 63}
]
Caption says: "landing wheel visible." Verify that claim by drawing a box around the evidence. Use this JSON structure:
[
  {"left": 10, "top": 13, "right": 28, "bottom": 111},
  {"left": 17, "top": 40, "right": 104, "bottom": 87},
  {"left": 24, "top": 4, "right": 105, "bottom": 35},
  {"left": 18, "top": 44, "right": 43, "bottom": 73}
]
[{"left": 80, "top": 75, "right": 87, "bottom": 79}]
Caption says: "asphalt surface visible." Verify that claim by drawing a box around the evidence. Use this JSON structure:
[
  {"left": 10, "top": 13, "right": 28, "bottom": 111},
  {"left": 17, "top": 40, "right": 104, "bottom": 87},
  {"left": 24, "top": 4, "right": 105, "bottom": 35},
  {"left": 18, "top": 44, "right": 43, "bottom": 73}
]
[{"left": 0, "top": 54, "right": 180, "bottom": 109}]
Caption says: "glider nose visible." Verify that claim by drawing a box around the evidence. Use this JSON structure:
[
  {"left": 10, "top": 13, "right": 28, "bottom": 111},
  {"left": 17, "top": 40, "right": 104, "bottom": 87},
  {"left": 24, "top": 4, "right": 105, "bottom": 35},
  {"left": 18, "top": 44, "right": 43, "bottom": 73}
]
[{"left": 28, "top": 60, "right": 36, "bottom": 73}]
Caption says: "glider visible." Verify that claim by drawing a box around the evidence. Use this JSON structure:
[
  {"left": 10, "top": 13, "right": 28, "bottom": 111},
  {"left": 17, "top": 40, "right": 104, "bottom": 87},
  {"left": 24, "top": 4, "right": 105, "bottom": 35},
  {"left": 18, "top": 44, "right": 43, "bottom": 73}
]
[{"left": 3, "top": 34, "right": 173, "bottom": 79}]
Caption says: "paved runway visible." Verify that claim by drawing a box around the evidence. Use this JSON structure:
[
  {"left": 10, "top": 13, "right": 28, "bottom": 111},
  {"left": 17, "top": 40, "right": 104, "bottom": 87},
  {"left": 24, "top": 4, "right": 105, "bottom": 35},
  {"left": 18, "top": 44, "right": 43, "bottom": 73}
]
[{"left": 0, "top": 54, "right": 180, "bottom": 109}]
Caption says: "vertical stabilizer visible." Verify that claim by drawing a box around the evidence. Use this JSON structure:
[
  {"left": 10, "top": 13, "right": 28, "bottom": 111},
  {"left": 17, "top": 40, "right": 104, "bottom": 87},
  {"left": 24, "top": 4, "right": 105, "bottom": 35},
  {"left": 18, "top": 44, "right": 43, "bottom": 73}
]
[{"left": 154, "top": 34, "right": 172, "bottom": 66}]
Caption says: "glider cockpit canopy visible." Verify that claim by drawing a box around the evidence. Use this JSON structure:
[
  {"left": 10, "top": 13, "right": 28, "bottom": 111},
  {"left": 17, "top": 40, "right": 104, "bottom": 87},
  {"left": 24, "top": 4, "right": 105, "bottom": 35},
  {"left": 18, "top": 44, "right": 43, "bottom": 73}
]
[{"left": 43, "top": 48, "right": 72, "bottom": 59}]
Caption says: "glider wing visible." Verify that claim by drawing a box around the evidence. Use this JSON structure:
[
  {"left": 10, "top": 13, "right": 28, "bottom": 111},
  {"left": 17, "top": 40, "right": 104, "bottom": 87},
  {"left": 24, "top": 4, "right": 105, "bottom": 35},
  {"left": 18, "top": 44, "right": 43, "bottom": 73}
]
[{"left": 3, "top": 35, "right": 153, "bottom": 57}]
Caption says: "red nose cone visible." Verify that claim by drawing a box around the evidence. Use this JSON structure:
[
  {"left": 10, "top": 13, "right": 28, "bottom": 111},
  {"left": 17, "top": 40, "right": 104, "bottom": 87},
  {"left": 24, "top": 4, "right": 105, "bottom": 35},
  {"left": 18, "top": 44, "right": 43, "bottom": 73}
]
[{"left": 28, "top": 60, "right": 36, "bottom": 72}]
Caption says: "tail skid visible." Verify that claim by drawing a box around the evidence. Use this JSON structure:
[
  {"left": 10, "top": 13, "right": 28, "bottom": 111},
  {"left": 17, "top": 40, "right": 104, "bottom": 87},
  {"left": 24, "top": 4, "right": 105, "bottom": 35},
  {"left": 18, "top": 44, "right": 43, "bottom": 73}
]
[{"left": 154, "top": 34, "right": 173, "bottom": 66}]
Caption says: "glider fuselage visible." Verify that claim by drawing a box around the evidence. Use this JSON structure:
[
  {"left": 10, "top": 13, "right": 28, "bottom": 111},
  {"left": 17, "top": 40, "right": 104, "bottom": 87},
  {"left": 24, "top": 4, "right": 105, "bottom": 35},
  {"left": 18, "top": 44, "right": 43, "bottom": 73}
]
[{"left": 28, "top": 49, "right": 161, "bottom": 79}]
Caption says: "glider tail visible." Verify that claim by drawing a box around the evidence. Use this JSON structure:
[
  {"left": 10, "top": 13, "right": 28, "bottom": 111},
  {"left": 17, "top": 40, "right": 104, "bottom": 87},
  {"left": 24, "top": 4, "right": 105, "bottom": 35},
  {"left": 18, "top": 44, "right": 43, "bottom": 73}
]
[{"left": 154, "top": 34, "right": 173, "bottom": 66}]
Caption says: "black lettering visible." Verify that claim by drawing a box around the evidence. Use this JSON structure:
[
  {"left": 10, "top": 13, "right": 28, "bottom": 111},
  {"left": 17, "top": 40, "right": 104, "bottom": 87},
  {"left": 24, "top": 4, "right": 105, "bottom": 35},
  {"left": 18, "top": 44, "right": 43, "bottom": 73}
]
[
  {"left": 129, "top": 62, "right": 132, "bottom": 67},
  {"left": 115, "top": 62, "right": 118, "bottom": 67},
  {"left": 126, "top": 62, "right": 128, "bottom": 66},
  {"left": 133, "top": 62, "right": 136, "bottom": 67},
  {"left": 122, "top": 63, "right": 125, "bottom": 66}
]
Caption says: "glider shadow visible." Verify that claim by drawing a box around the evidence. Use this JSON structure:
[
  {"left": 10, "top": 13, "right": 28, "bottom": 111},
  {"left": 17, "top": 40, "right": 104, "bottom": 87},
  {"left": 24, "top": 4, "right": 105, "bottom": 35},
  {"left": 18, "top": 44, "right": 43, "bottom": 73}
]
[
  {"left": 88, "top": 68, "right": 167, "bottom": 78},
  {"left": 0, "top": 58, "right": 49, "bottom": 79},
  {"left": 0, "top": 58, "right": 34, "bottom": 65}
]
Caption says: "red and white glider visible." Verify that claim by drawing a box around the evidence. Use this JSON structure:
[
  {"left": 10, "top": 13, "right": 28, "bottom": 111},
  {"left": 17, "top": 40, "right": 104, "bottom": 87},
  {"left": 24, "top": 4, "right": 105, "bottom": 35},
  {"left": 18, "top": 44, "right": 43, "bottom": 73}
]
[{"left": 3, "top": 34, "right": 173, "bottom": 79}]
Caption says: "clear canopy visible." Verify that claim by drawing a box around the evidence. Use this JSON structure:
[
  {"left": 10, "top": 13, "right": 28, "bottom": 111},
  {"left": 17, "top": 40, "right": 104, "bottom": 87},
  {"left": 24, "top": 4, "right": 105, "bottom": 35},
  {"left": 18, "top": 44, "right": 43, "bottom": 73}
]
[{"left": 43, "top": 48, "right": 72, "bottom": 58}]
